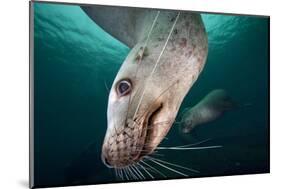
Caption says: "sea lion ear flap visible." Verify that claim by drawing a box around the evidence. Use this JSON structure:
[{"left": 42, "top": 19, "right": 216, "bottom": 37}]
[{"left": 81, "top": 5, "right": 145, "bottom": 48}]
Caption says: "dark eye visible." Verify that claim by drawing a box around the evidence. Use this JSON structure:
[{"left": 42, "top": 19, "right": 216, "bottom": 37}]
[{"left": 116, "top": 79, "right": 132, "bottom": 96}]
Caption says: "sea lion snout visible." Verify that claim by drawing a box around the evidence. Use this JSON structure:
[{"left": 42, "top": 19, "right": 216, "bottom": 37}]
[
  {"left": 180, "top": 119, "right": 193, "bottom": 134},
  {"left": 101, "top": 99, "right": 165, "bottom": 168},
  {"left": 101, "top": 120, "right": 140, "bottom": 167}
]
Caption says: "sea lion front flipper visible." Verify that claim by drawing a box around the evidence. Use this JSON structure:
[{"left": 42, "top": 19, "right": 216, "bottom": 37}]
[{"left": 81, "top": 5, "right": 149, "bottom": 48}]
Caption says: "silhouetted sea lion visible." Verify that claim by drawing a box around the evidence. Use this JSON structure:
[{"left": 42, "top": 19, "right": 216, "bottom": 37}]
[{"left": 179, "top": 89, "right": 238, "bottom": 134}]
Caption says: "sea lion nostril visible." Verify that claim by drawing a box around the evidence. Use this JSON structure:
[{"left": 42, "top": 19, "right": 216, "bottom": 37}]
[{"left": 104, "top": 158, "right": 109, "bottom": 165}]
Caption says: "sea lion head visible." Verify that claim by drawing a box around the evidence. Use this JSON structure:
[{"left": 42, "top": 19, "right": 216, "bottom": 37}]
[
  {"left": 101, "top": 12, "right": 208, "bottom": 168},
  {"left": 179, "top": 109, "right": 195, "bottom": 134}
]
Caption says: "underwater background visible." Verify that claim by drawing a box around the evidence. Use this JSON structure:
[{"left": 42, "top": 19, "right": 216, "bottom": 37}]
[{"left": 33, "top": 2, "right": 269, "bottom": 187}]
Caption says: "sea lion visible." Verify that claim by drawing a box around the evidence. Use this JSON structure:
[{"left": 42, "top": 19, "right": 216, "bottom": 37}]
[
  {"left": 82, "top": 6, "right": 208, "bottom": 168},
  {"left": 179, "top": 89, "right": 237, "bottom": 134}
]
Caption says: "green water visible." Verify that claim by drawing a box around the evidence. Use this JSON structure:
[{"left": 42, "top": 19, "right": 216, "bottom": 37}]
[{"left": 33, "top": 2, "right": 269, "bottom": 187}]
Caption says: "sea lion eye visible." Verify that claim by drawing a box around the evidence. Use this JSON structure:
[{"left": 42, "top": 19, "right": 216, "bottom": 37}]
[{"left": 116, "top": 79, "right": 132, "bottom": 96}]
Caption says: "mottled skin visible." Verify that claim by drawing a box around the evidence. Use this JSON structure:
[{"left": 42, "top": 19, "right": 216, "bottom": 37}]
[
  {"left": 179, "top": 89, "right": 236, "bottom": 134},
  {"left": 83, "top": 8, "right": 208, "bottom": 168}
]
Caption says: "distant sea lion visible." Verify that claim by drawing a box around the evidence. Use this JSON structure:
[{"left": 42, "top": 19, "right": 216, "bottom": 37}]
[
  {"left": 82, "top": 6, "right": 208, "bottom": 168},
  {"left": 179, "top": 89, "right": 238, "bottom": 134}
]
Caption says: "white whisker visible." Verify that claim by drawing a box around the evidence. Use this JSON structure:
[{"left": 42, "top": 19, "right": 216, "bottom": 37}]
[
  {"left": 157, "top": 139, "right": 211, "bottom": 149},
  {"left": 132, "top": 164, "right": 146, "bottom": 179},
  {"left": 128, "top": 165, "right": 139, "bottom": 180},
  {"left": 130, "top": 165, "right": 143, "bottom": 180},
  {"left": 145, "top": 157, "right": 189, "bottom": 177},
  {"left": 156, "top": 145, "right": 222, "bottom": 150},
  {"left": 137, "top": 162, "right": 155, "bottom": 179},
  {"left": 114, "top": 167, "right": 118, "bottom": 179},
  {"left": 124, "top": 167, "right": 130, "bottom": 180},
  {"left": 117, "top": 169, "right": 122, "bottom": 179},
  {"left": 120, "top": 168, "right": 124, "bottom": 180},
  {"left": 116, "top": 168, "right": 119, "bottom": 179},
  {"left": 140, "top": 160, "right": 167, "bottom": 178},
  {"left": 148, "top": 157, "right": 199, "bottom": 173},
  {"left": 126, "top": 167, "right": 133, "bottom": 180}
]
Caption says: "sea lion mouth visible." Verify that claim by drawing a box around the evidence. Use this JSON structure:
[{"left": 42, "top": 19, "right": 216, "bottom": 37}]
[
  {"left": 101, "top": 102, "right": 164, "bottom": 168},
  {"left": 137, "top": 103, "right": 163, "bottom": 159}
]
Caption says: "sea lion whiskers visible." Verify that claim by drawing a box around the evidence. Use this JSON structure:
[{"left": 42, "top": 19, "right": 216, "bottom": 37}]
[
  {"left": 131, "top": 164, "right": 146, "bottom": 179},
  {"left": 140, "top": 159, "right": 167, "bottom": 177},
  {"left": 121, "top": 168, "right": 126, "bottom": 180},
  {"left": 122, "top": 167, "right": 131, "bottom": 180},
  {"left": 128, "top": 157, "right": 160, "bottom": 180},
  {"left": 160, "top": 138, "right": 212, "bottom": 148},
  {"left": 134, "top": 157, "right": 164, "bottom": 179},
  {"left": 135, "top": 140, "right": 222, "bottom": 177},
  {"left": 127, "top": 167, "right": 135, "bottom": 180},
  {"left": 116, "top": 167, "right": 124, "bottom": 180},
  {"left": 135, "top": 153, "right": 211, "bottom": 179},
  {"left": 123, "top": 166, "right": 134, "bottom": 180},
  {"left": 155, "top": 138, "right": 223, "bottom": 151},
  {"left": 117, "top": 168, "right": 124, "bottom": 180},
  {"left": 115, "top": 167, "right": 123, "bottom": 180},
  {"left": 147, "top": 156, "right": 199, "bottom": 173},
  {"left": 131, "top": 166, "right": 144, "bottom": 180},
  {"left": 140, "top": 155, "right": 200, "bottom": 178},
  {"left": 118, "top": 149, "right": 164, "bottom": 179},
  {"left": 144, "top": 156, "right": 189, "bottom": 177},
  {"left": 128, "top": 165, "right": 141, "bottom": 180},
  {"left": 127, "top": 166, "right": 138, "bottom": 180},
  {"left": 123, "top": 168, "right": 130, "bottom": 180},
  {"left": 156, "top": 145, "right": 222, "bottom": 150},
  {"left": 137, "top": 162, "right": 155, "bottom": 179}
]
